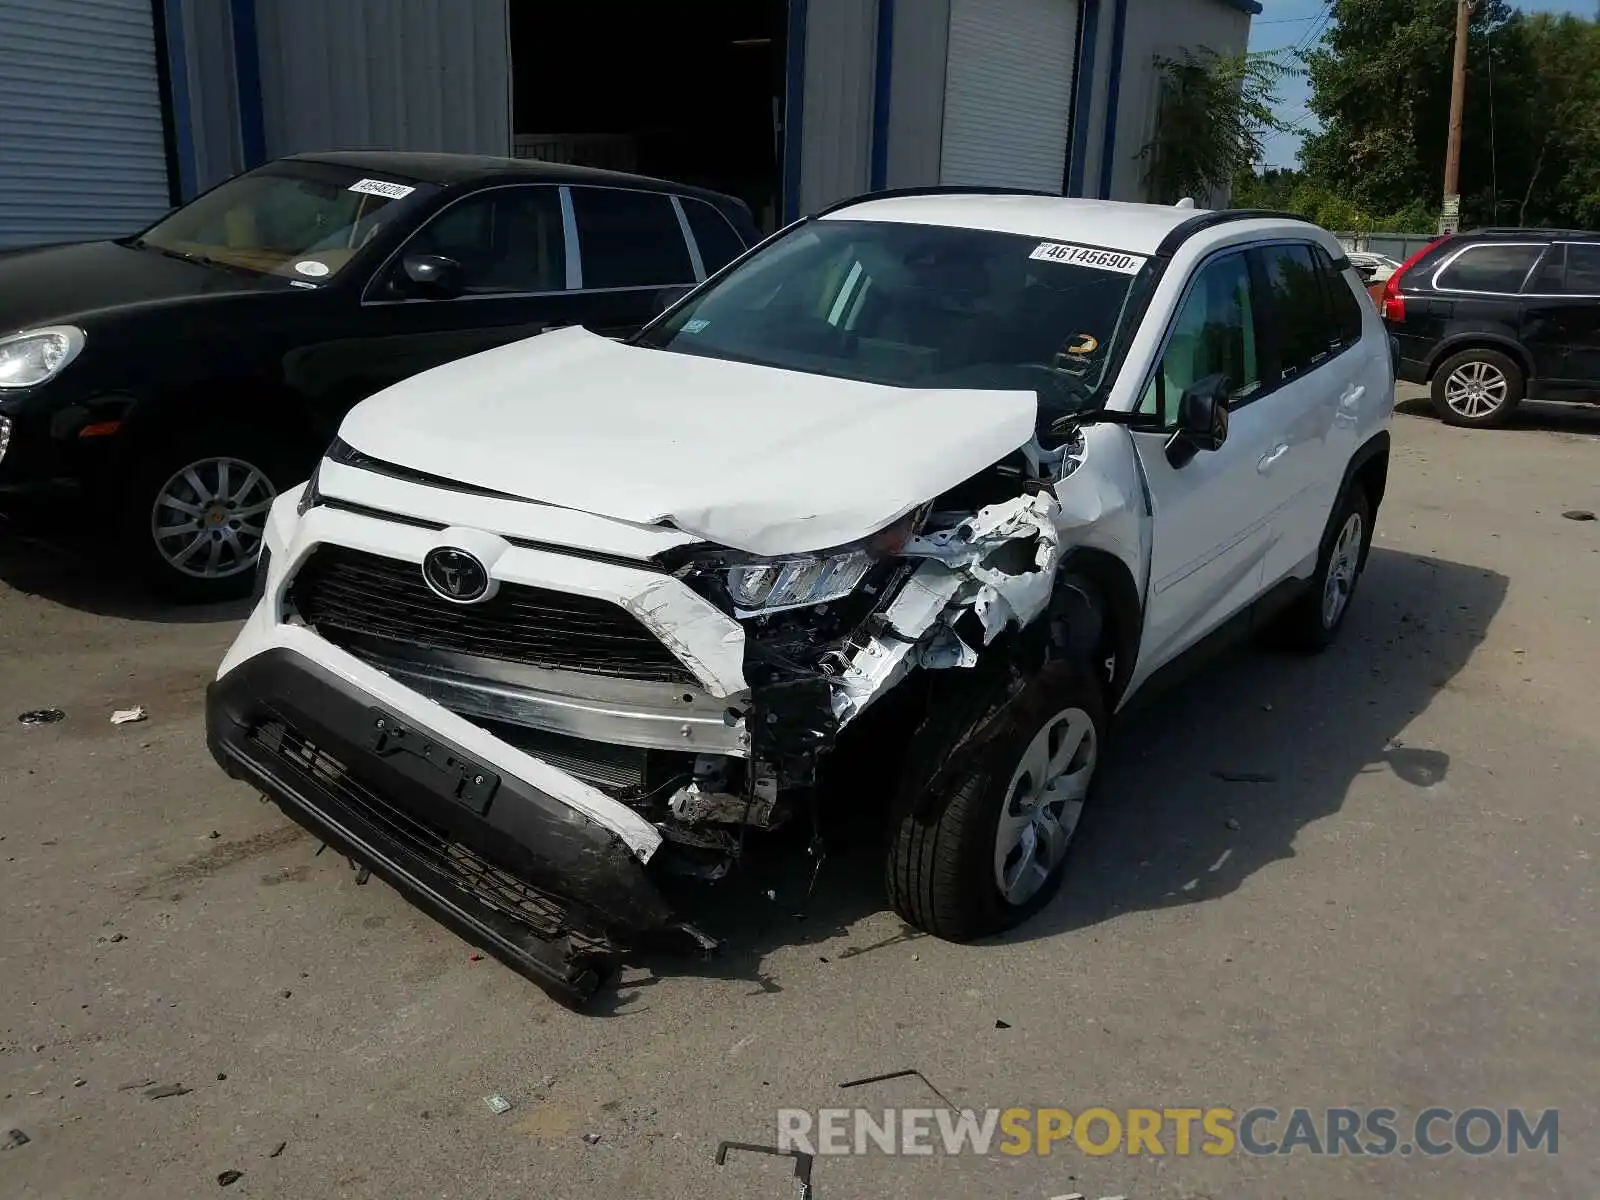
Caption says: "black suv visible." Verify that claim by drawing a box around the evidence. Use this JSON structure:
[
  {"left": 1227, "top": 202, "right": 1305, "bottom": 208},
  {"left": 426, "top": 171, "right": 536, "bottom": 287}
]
[
  {"left": 0, "top": 153, "right": 758, "bottom": 600},
  {"left": 1380, "top": 227, "right": 1600, "bottom": 427}
]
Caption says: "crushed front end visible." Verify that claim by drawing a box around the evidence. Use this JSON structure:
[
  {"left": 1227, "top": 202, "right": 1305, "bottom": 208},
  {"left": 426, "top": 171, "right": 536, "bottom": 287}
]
[{"left": 206, "top": 433, "right": 1086, "bottom": 1006}]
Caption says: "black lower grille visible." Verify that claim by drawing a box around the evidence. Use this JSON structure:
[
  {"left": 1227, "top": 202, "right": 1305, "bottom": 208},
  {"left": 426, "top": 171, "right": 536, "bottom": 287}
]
[
  {"left": 288, "top": 546, "right": 695, "bottom": 685},
  {"left": 247, "top": 717, "right": 609, "bottom": 951}
]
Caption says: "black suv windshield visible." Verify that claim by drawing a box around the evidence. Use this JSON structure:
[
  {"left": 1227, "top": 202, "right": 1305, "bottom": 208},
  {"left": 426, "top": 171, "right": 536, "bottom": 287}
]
[
  {"left": 636, "top": 219, "right": 1146, "bottom": 414},
  {"left": 133, "top": 162, "right": 437, "bottom": 283}
]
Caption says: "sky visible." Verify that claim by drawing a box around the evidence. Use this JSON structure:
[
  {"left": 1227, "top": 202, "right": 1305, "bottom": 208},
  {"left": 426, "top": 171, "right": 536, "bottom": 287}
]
[{"left": 1248, "top": 1, "right": 1595, "bottom": 168}]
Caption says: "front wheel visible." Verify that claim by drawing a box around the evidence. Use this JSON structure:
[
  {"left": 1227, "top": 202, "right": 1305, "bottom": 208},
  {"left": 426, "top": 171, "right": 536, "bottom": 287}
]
[
  {"left": 119, "top": 432, "right": 299, "bottom": 603},
  {"left": 885, "top": 664, "right": 1107, "bottom": 940}
]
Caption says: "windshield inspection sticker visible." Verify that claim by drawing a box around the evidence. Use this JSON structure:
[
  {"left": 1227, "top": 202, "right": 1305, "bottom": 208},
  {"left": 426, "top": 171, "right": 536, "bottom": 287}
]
[
  {"left": 682, "top": 318, "right": 711, "bottom": 334},
  {"left": 348, "top": 178, "right": 416, "bottom": 200},
  {"left": 1029, "top": 242, "right": 1148, "bottom": 275},
  {"left": 293, "top": 260, "right": 331, "bottom": 278}
]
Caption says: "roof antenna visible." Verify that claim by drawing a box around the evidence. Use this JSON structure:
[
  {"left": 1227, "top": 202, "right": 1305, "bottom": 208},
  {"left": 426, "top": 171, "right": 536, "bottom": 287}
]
[{"left": 1174, "top": 196, "right": 1197, "bottom": 209}]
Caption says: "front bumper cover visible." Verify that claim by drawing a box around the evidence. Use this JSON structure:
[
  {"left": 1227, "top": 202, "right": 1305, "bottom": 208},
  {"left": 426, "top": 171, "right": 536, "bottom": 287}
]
[{"left": 207, "top": 647, "right": 690, "bottom": 1007}]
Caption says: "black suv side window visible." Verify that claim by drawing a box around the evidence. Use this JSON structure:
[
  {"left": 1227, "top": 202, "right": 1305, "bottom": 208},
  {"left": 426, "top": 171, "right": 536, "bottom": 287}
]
[
  {"left": 1314, "top": 245, "right": 1364, "bottom": 349},
  {"left": 401, "top": 186, "right": 566, "bottom": 295},
  {"left": 1257, "top": 242, "right": 1330, "bottom": 381},
  {"left": 1563, "top": 244, "right": 1600, "bottom": 295},
  {"left": 682, "top": 199, "right": 747, "bottom": 274},
  {"left": 1433, "top": 243, "right": 1543, "bottom": 294},
  {"left": 570, "top": 187, "right": 695, "bottom": 290}
]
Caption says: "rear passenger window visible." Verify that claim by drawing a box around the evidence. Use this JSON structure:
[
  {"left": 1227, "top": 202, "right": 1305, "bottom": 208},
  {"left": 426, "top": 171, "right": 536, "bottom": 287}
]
[
  {"left": 1563, "top": 244, "right": 1600, "bottom": 294},
  {"left": 1434, "top": 244, "right": 1542, "bottom": 294},
  {"left": 1315, "top": 246, "right": 1365, "bottom": 348},
  {"left": 570, "top": 187, "right": 694, "bottom": 289},
  {"left": 1259, "top": 243, "right": 1330, "bottom": 380},
  {"left": 682, "top": 199, "right": 747, "bottom": 274}
]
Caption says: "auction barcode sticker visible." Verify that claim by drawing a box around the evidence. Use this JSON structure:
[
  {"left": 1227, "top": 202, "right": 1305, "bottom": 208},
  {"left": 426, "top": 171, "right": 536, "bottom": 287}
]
[
  {"left": 1029, "top": 242, "right": 1148, "bottom": 275},
  {"left": 348, "top": 178, "right": 416, "bottom": 200}
]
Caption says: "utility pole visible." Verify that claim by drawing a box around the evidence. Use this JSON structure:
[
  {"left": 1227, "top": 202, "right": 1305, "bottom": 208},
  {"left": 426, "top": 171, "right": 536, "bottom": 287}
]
[{"left": 1440, "top": 0, "right": 1473, "bottom": 234}]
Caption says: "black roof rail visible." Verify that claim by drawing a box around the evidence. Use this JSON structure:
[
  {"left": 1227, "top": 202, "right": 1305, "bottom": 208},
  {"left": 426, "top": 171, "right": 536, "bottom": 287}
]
[
  {"left": 1154, "top": 208, "right": 1309, "bottom": 257},
  {"left": 1471, "top": 226, "right": 1599, "bottom": 238},
  {"left": 814, "top": 185, "right": 1060, "bottom": 218}
]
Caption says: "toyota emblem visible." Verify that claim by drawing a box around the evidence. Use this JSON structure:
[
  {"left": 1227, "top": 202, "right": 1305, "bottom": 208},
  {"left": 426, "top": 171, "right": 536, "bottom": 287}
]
[{"left": 422, "top": 546, "right": 491, "bottom": 604}]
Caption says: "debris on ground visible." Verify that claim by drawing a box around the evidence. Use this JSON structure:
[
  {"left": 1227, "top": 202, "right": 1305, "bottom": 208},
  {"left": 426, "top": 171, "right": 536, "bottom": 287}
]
[
  {"left": 269, "top": 1142, "right": 286, "bottom": 1158},
  {"left": 1225, "top": 817, "right": 1242, "bottom": 831},
  {"left": 838, "top": 1068, "right": 955, "bottom": 1109},
  {"left": 217, "top": 1169, "right": 243, "bottom": 1187},
  {"left": 484, "top": 1094, "right": 512, "bottom": 1115},
  {"left": 17, "top": 709, "right": 65, "bottom": 726},
  {"left": 582, "top": 1132, "right": 602, "bottom": 1145},
  {"left": 1213, "top": 770, "right": 1277, "bottom": 784},
  {"left": 110, "top": 707, "right": 148, "bottom": 725},
  {"left": 715, "top": 1141, "right": 814, "bottom": 1198},
  {"left": 143, "top": 1083, "right": 192, "bottom": 1100},
  {"left": 1560, "top": 509, "right": 1595, "bottom": 522},
  {"left": 994, "top": 1019, "right": 1012, "bottom": 1030},
  {"left": 3, "top": 1129, "right": 29, "bottom": 1150},
  {"left": 117, "top": 1079, "right": 156, "bottom": 1091},
  {"left": 96, "top": 933, "right": 126, "bottom": 944}
]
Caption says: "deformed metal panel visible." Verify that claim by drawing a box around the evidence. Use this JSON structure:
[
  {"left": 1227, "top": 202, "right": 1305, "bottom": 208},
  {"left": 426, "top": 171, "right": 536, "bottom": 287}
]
[
  {"left": 254, "top": 0, "right": 511, "bottom": 160},
  {"left": 798, "top": 0, "right": 878, "bottom": 214},
  {"left": 0, "top": 0, "right": 172, "bottom": 248}
]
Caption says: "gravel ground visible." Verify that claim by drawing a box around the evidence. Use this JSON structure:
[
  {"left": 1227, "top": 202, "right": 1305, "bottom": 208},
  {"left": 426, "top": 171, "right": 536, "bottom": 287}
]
[{"left": 1, "top": 387, "right": 1596, "bottom": 1199}]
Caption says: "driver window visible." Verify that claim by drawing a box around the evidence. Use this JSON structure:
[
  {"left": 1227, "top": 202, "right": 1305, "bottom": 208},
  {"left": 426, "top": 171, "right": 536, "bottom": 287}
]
[{"left": 1138, "top": 251, "right": 1260, "bottom": 427}]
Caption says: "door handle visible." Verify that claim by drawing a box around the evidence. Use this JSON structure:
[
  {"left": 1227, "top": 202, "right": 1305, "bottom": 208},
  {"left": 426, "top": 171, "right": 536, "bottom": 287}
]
[
  {"left": 1340, "top": 385, "right": 1366, "bottom": 408},
  {"left": 1257, "top": 443, "right": 1289, "bottom": 473}
]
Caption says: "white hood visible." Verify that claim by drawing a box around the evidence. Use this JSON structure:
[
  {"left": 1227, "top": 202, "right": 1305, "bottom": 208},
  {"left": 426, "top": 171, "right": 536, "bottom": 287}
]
[{"left": 337, "top": 326, "right": 1039, "bottom": 555}]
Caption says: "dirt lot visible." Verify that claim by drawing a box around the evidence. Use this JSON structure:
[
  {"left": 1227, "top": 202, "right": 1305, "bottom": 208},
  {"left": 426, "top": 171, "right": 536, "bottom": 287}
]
[{"left": 2, "top": 388, "right": 1596, "bottom": 1200}]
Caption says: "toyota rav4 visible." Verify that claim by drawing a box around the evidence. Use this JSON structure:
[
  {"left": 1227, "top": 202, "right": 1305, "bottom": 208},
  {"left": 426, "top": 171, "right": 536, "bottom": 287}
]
[{"left": 206, "top": 190, "right": 1395, "bottom": 1006}]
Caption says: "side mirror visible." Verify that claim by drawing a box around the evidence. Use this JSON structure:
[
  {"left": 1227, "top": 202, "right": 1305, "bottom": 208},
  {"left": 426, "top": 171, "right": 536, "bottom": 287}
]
[
  {"left": 655, "top": 283, "right": 694, "bottom": 314},
  {"left": 401, "top": 253, "right": 463, "bottom": 298},
  {"left": 1166, "top": 373, "right": 1231, "bottom": 468}
]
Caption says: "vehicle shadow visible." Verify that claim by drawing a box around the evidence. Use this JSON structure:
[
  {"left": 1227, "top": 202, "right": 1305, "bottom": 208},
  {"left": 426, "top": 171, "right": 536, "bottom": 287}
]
[
  {"left": 611, "top": 547, "right": 1507, "bottom": 1004},
  {"left": 1396, "top": 393, "right": 1600, "bottom": 436},
  {"left": 0, "top": 496, "right": 251, "bottom": 624}
]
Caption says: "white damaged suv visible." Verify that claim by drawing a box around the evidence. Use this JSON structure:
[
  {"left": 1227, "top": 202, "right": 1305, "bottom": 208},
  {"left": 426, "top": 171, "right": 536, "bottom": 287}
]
[{"left": 207, "top": 190, "right": 1394, "bottom": 1005}]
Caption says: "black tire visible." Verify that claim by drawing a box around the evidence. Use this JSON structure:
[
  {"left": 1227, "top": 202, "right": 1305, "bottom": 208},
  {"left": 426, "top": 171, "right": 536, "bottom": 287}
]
[
  {"left": 1430, "top": 348, "right": 1524, "bottom": 428},
  {"left": 885, "top": 662, "right": 1108, "bottom": 941},
  {"left": 1275, "top": 483, "right": 1373, "bottom": 654},
  {"left": 117, "top": 427, "right": 307, "bottom": 604}
]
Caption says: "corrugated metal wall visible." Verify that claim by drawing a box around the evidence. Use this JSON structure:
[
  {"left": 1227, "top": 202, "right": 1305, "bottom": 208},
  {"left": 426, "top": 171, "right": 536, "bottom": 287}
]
[
  {"left": 1104, "top": 0, "right": 1251, "bottom": 202},
  {"left": 884, "top": 0, "right": 949, "bottom": 189},
  {"left": 254, "top": 0, "right": 511, "bottom": 160},
  {"left": 797, "top": 0, "right": 878, "bottom": 215},
  {"left": 0, "top": 0, "right": 173, "bottom": 247},
  {"left": 173, "top": 0, "right": 245, "bottom": 193}
]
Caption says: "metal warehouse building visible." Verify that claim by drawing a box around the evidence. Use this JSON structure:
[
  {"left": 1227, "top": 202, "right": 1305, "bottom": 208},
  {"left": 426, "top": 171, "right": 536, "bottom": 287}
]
[{"left": 0, "top": 0, "right": 1258, "bottom": 249}]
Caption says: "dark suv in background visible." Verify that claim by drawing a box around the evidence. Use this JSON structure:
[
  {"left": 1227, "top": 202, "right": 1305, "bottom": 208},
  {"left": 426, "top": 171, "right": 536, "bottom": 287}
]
[{"left": 1380, "top": 227, "right": 1600, "bottom": 427}]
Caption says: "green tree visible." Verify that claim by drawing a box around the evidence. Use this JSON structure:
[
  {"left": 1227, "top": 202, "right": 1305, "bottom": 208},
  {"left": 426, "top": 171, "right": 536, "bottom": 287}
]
[{"left": 1139, "top": 50, "right": 1294, "bottom": 205}]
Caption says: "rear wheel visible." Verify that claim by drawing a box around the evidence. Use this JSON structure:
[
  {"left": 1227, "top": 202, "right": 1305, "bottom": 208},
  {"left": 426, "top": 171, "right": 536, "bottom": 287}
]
[
  {"left": 1274, "top": 484, "right": 1372, "bottom": 654},
  {"left": 1431, "top": 348, "right": 1523, "bottom": 428},
  {"left": 118, "top": 430, "right": 302, "bottom": 603}
]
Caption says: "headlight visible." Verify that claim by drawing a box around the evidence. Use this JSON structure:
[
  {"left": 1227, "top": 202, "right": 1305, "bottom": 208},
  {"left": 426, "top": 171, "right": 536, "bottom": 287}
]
[
  {"left": 296, "top": 457, "right": 325, "bottom": 516},
  {"left": 0, "top": 326, "right": 86, "bottom": 389},
  {"left": 726, "top": 549, "right": 874, "bottom": 614}
]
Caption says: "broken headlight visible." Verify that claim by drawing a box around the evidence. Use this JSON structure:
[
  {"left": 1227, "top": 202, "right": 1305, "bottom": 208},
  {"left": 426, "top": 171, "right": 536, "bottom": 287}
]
[{"left": 726, "top": 549, "right": 874, "bottom": 614}]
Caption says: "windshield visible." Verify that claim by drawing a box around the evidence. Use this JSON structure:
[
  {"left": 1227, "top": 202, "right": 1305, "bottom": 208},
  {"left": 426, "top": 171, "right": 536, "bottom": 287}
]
[
  {"left": 636, "top": 218, "right": 1147, "bottom": 416},
  {"left": 133, "top": 162, "right": 437, "bottom": 282}
]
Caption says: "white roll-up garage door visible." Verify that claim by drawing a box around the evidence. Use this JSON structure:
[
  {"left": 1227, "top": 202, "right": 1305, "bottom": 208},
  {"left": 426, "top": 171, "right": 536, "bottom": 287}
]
[
  {"left": 939, "top": 0, "right": 1078, "bottom": 192},
  {"left": 0, "top": 0, "right": 174, "bottom": 248}
]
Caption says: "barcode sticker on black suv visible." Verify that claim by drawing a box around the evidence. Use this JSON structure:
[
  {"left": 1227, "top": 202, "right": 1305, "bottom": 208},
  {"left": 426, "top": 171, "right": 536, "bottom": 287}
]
[{"left": 1029, "top": 242, "right": 1148, "bottom": 275}]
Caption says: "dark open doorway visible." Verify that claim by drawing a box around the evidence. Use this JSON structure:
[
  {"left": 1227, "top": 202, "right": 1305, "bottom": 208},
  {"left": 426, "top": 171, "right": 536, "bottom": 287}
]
[{"left": 509, "top": 0, "right": 788, "bottom": 231}]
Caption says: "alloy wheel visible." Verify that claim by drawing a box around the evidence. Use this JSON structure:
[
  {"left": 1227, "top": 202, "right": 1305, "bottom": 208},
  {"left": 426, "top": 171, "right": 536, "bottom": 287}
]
[
  {"left": 1321, "top": 509, "right": 1364, "bottom": 629},
  {"left": 993, "top": 706, "right": 1098, "bottom": 906},
  {"left": 150, "top": 456, "right": 276, "bottom": 580},
  {"left": 1443, "top": 360, "right": 1509, "bottom": 420}
]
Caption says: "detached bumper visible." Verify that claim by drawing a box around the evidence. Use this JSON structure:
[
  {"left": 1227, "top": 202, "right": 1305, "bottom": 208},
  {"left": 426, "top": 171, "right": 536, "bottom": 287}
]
[{"left": 207, "top": 647, "right": 683, "bottom": 1007}]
